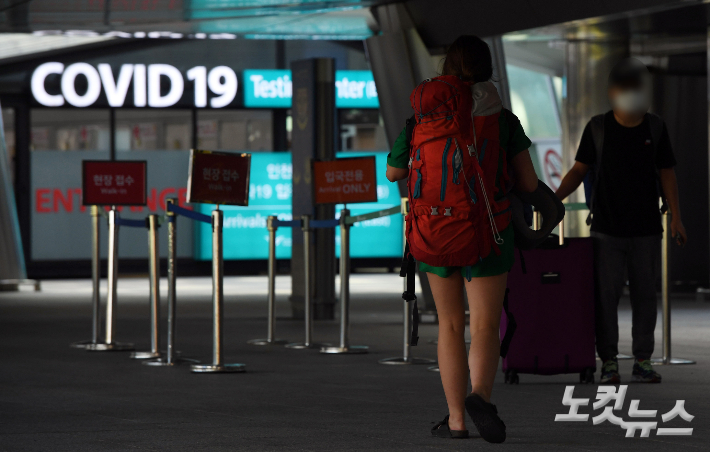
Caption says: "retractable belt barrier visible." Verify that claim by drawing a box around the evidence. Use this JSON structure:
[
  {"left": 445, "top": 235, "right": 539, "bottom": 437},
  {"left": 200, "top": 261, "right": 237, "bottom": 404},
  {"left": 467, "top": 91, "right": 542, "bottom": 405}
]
[
  {"left": 70, "top": 206, "right": 105, "bottom": 350},
  {"left": 378, "top": 199, "right": 436, "bottom": 366},
  {"left": 536, "top": 202, "right": 695, "bottom": 366},
  {"left": 251, "top": 200, "right": 427, "bottom": 360},
  {"left": 146, "top": 198, "right": 246, "bottom": 372},
  {"left": 86, "top": 208, "right": 136, "bottom": 352},
  {"left": 249, "top": 216, "right": 338, "bottom": 348}
]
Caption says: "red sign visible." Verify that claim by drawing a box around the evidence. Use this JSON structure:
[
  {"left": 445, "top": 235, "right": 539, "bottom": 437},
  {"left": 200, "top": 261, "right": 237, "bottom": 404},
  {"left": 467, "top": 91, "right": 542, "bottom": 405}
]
[
  {"left": 82, "top": 160, "right": 147, "bottom": 206},
  {"left": 313, "top": 157, "right": 377, "bottom": 205},
  {"left": 187, "top": 150, "right": 251, "bottom": 205}
]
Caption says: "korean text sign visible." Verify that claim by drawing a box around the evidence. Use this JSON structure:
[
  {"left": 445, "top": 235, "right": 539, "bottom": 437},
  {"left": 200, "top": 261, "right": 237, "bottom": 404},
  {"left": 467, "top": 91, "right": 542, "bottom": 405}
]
[
  {"left": 82, "top": 160, "right": 147, "bottom": 205},
  {"left": 313, "top": 157, "right": 377, "bottom": 205},
  {"left": 187, "top": 150, "right": 251, "bottom": 205}
]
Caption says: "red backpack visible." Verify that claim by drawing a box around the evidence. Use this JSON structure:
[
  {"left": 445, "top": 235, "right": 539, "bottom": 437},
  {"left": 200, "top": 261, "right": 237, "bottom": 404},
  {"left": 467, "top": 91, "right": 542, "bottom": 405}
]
[{"left": 406, "top": 76, "right": 512, "bottom": 267}]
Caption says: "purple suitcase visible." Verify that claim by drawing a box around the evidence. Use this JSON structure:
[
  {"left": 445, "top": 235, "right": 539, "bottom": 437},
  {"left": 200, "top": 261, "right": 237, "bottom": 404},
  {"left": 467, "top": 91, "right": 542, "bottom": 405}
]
[{"left": 500, "top": 237, "right": 597, "bottom": 384}]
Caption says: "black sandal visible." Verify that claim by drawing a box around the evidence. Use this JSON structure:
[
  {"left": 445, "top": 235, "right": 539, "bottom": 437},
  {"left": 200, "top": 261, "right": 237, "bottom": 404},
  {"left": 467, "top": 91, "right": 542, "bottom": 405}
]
[
  {"left": 431, "top": 415, "right": 469, "bottom": 439},
  {"left": 464, "top": 393, "right": 506, "bottom": 443}
]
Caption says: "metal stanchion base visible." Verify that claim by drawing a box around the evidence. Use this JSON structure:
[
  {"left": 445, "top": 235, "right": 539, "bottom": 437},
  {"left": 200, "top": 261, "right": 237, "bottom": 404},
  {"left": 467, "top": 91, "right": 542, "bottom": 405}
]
[
  {"left": 651, "top": 358, "right": 696, "bottom": 365},
  {"left": 70, "top": 340, "right": 98, "bottom": 349},
  {"left": 596, "top": 353, "right": 634, "bottom": 361},
  {"left": 320, "top": 345, "right": 368, "bottom": 354},
  {"left": 190, "top": 363, "right": 246, "bottom": 373},
  {"left": 285, "top": 342, "right": 330, "bottom": 349},
  {"left": 378, "top": 357, "right": 436, "bottom": 365},
  {"left": 130, "top": 351, "right": 162, "bottom": 360},
  {"left": 143, "top": 356, "right": 200, "bottom": 367},
  {"left": 86, "top": 342, "right": 135, "bottom": 352},
  {"left": 427, "top": 366, "right": 440, "bottom": 372},
  {"left": 247, "top": 338, "right": 288, "bottom": 346}
]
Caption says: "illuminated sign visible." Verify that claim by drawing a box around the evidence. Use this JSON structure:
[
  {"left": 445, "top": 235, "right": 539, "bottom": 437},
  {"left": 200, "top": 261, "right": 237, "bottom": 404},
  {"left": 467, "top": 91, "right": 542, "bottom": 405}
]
[
  {"left": 194, "top": 152, "right": 401, "bottom": 260},
  {"left": 243, "top": 69, "right": 292, "bottom": 108},
  {"left": 243, "top": 70, "right": 379, "bottom": 108},
  {"left": 31, "top": 62, "right": 238, "bottom": 108}
]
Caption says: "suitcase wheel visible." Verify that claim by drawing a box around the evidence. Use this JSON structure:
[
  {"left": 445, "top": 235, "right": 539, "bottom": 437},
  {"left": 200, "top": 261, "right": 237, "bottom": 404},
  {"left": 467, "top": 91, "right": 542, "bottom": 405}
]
[
  {"left": 504, "top": 370, "right": 519, "bottom": 385},
  {"left": 579, "top": 367, "right": 595, "bottom": 384}
]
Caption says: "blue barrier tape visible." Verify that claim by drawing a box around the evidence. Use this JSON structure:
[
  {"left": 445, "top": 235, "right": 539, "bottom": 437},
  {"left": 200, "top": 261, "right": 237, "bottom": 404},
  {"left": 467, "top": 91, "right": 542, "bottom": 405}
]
[
  {"left": 116, "top": 217, "right": 147, "bottom": 228},
  {"left": 167, "top": 203, "right": 212, "bottom": 224},
  {"left": 273, "top": 219, "right": 302, "bottom": 228},
  {"left": 311, "top": 219, "right": 340, "bottom": 229}
]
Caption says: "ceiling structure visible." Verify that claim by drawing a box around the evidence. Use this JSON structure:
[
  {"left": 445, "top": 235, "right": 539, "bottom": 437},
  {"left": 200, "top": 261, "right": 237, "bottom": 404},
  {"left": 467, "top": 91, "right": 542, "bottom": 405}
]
[
  {"left": 0, "top": 0, "right": 705, "bottom": 69},
  {"left": 2, "top": 0, "right": 702, "bottom": 43},
  {"left": 0, "top": 0, "right": 382, "bottom": 40}
]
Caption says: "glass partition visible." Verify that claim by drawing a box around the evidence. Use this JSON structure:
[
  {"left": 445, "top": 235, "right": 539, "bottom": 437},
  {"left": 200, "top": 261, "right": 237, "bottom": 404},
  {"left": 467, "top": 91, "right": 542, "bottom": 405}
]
[
  {"left": 507, "top": 64, "right": 561, "bottom": 139},
  {"left": 31, "top": 109, "right": 110, "bottom": 151},
  {"left": 197, "top": 110, "right": 273, "bottom": 151},
  {"left": 115, "top": 109, "right": 192, "bottom": 151}
]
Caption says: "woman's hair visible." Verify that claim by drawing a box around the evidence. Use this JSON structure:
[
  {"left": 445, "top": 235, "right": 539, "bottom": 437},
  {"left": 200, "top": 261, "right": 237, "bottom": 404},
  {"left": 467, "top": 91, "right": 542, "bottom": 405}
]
[{"left": 441, "top": 36, "right": 493, "bottom": 84}]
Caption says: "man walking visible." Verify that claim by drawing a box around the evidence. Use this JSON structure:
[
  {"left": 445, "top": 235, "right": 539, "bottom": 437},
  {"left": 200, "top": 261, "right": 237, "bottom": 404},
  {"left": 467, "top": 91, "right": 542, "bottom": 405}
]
[{"left": 556, "top": 58, "right": 687, "bottom": 384}]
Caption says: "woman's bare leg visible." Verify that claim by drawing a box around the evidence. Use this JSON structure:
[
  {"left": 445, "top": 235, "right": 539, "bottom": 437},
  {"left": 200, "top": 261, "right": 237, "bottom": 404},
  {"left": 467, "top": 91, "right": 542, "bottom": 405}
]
[
  {"left": 427, "top": 272, "right": 468, "bottom": 430},
  {"left": 464, "top": 272, "right": 507, "bottom": 403}
]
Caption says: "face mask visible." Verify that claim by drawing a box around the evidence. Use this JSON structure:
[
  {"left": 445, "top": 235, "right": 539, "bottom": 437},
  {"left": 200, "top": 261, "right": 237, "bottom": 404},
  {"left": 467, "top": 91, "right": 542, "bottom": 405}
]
[{"left": 612, "top": 90, "right": 650, "bottom": 114}]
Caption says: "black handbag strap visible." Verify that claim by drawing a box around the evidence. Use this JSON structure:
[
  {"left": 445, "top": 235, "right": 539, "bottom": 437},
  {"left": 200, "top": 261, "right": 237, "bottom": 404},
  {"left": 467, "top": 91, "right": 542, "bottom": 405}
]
[{"left": 400, "top": 243, "right": 419, "bottom": 346}]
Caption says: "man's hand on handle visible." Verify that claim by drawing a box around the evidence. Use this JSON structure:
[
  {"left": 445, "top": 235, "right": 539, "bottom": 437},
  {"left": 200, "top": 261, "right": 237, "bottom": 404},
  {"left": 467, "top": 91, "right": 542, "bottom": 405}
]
[{"left": 670, "top": 215, "right": 687, "bottom": 247}]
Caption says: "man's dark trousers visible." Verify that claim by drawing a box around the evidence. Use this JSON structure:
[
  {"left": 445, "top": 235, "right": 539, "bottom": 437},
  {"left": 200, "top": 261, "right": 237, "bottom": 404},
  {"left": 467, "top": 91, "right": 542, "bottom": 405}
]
[{"left": 592, "top": 232, "right": 661, "bottom": 362}]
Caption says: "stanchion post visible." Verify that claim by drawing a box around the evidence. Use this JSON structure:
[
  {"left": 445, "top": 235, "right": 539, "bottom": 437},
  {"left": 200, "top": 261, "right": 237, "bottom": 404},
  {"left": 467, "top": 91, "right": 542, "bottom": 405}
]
[
  {"left": 131, "top": 215, "right": 162, "bottom": 359},
  {"left": 286, "top": 215, "right": 328, "bottom": 349},
  {"left": 87, "top": 207, "right": 134, "bottom": 352},
  {"left": 91, "top": 206, "right": 102, "bottom": 344},
  {"left": 145, "top": 198, "right": 198, "bottom": 367},
  {"left": 71, "top": 205, "right": 104, "bottom": 349},
  {"left": 321, "top": 209, "right": 368, "bottom": 354},
  {"left": 191, "top": 208, "right": 245, "bottom": 373},
  {"left": 248, "top": 215, "right": 288, "bottom": 345},
  {"left": 379, "top": 198, "right": 435, "bottom": 365},
  {"left": 651, "top": 212, "right": 695, "bottom": 366}
]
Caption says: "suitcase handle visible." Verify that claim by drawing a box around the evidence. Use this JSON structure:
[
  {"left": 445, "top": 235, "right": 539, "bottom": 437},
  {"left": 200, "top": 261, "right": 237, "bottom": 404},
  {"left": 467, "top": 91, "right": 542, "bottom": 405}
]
[{"left": 534, "top": 202, "right": 590, "bottom": 246}]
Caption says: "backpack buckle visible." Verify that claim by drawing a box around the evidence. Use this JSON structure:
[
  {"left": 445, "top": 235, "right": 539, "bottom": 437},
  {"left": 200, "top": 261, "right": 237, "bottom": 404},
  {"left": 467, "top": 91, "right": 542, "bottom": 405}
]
[
  {"left": 444, "top": 207, "right": 452, "bottom": 216},
  {"left": 431, "top": 206, "right": 438, "bottom": 215}
]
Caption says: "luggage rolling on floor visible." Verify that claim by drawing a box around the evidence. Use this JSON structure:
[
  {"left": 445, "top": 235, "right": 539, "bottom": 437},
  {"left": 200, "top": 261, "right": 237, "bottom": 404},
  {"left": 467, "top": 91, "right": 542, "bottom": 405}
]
[{"left": 500, "top": 222, "right": 597, "bottom": 384}]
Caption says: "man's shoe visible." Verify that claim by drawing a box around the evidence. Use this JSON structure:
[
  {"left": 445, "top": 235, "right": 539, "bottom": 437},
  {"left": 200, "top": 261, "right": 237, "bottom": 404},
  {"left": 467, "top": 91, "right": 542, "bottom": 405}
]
[
  {"left": 632, "top": 359, "right": 662, "bottom": 383},
  {"left": 600, "top": 358, "right": 621, "bottom": 384}
]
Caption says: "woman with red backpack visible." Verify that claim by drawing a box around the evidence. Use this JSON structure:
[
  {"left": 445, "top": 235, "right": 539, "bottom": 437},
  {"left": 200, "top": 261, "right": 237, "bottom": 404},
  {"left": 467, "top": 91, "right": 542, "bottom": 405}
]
[{"left": 386, "top": 36, "right": 539, "bottom": 443}]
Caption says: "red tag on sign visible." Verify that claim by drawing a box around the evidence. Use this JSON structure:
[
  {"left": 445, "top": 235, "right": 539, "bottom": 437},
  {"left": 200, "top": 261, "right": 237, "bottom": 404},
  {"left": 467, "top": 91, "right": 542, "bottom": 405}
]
[
  {"left": 313, "top": 157, "right": 377, "bottom": 205},
  {"left": 187, "top": 150, "right": 251, "bottom": 206},
  {"left": 82, "top": 160, "right": 147, "bottom": 206}
]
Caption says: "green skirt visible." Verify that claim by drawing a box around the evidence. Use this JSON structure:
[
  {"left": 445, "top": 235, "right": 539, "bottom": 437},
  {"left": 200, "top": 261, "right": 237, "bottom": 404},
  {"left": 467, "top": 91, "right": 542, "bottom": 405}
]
[{"left": 418, "top": 225, "right": 515, "bottom": 280}]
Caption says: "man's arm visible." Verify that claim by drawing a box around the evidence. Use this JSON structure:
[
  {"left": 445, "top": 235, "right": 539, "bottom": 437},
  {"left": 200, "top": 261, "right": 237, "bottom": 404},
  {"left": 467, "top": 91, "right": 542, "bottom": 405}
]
[
  {"left": 659, "top": 167, "right": 687, "bottom": 245},
  {"left": 555, "top": 161, "right": 590, "bottom": 201}
]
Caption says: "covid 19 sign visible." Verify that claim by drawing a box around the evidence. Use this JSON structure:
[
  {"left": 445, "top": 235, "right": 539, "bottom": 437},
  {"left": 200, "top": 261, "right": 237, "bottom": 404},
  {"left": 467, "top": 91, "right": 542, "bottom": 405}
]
[
  {"left": 31, "top": 62, "right": 238, "bottom": 108},
  {"left": 31, "top": 63, "right": 379, "bottom": 110}
]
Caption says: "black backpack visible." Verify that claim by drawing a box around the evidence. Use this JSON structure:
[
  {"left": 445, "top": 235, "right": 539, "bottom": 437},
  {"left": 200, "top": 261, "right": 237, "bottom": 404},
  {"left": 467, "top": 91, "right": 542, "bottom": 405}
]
[{"left": 582, "top": 112, "right": 667, "bottom": 225}]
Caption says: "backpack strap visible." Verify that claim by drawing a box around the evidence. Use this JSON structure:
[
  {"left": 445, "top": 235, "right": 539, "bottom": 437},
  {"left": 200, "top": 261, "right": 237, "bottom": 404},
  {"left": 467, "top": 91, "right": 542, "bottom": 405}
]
[
  {"left": 400, "top": 242, "right": 419, "bottom": 346},
  {"left": 405, "top": 114, "right": 416, "bottom": 147},
  {"left": 586, "top": 114, "right": 606, "bottom": 225},
  {"left": 647, "top": 112, "right": 668, "bottom": 214},
  {"left": 500, "top": 288, "right": 516, "bottom": 358}
]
